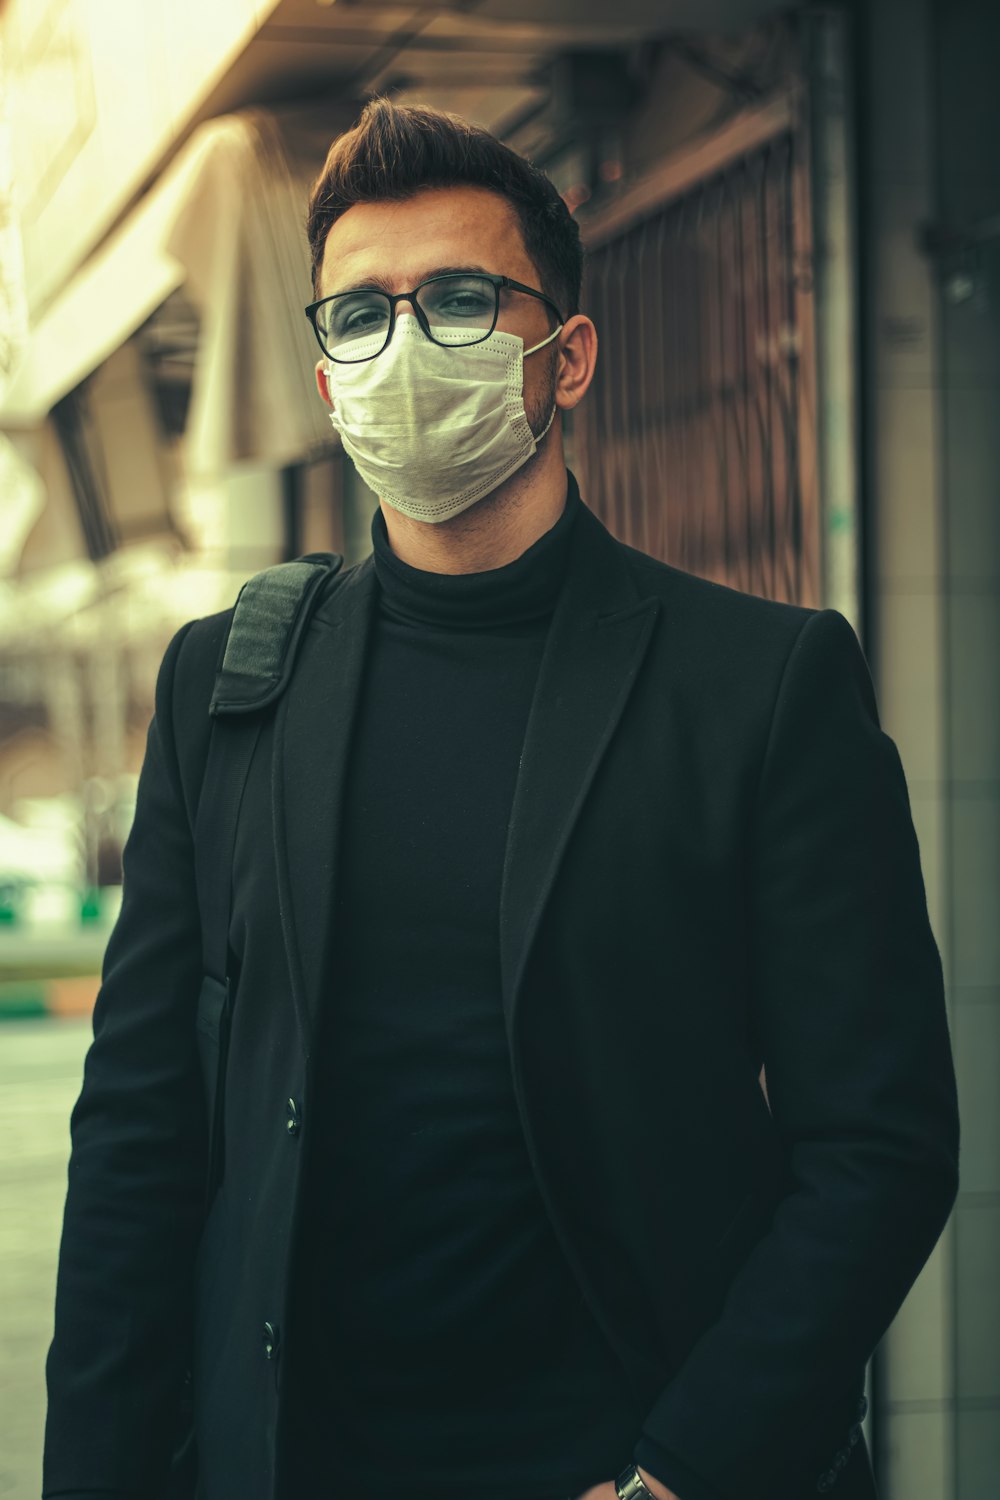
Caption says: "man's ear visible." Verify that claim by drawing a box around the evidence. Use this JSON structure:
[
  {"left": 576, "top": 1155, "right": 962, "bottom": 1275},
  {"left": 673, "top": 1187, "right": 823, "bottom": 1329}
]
[
  {"left": 554, "top": 315, "right": 598, "bottom": 410},
  {"left": 315, "top": 359, "right": 332, "bottom": 407}
]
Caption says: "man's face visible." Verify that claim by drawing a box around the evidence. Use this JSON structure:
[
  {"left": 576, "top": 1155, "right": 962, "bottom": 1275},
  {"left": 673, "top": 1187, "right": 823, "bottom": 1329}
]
[{"left": 314, "top": 183, "right": 562, "bottom": 433}]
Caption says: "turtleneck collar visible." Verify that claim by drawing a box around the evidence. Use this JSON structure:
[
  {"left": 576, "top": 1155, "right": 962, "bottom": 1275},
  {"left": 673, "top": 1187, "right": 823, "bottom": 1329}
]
[{"left": 370, "top": 470, "right": 583, "bottom": 630}]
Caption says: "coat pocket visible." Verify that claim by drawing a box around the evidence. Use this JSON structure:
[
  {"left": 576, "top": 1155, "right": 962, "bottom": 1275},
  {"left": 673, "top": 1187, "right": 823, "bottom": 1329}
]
[{"left": 194, "top": 973, "right": 232, "bottom": 1203}]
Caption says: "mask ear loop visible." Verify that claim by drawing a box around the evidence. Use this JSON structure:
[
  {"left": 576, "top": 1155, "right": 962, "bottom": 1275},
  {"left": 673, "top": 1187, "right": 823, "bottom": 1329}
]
[
  {"left": 533, "top": 399, "right": 559, "bottom": 446},
  {"left": 524, "top": 322, "right": 564, "bottom": 357},
  {"left": 523, "top": 322, "right": 564, "bottom": 444}
]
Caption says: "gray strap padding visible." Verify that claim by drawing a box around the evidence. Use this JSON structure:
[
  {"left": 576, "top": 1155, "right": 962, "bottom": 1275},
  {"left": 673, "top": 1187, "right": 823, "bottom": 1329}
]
[{"left": 208, "top": 551, "right": 343, "bottom": 716}]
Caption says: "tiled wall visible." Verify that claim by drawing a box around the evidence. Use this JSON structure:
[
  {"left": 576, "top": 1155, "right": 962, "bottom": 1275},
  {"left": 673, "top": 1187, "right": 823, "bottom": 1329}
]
[
  {"left": 865, "top": 0, "right": 1000, "bottom": 1495},
  {"left": 935, "top": 0, "right": 1000, "bottom": 1493}
]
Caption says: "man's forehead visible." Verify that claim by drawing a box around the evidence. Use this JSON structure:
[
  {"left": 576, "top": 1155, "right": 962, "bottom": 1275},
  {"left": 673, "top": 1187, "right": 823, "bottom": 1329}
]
[{"left": 319, "top": 186, "right": 528, "bottom": 293}]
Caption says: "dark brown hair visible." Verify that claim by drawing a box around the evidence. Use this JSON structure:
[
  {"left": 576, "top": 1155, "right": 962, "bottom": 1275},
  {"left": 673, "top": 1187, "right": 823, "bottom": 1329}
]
[{"left": 305, "top": 97, "right": 583, "bottom": 317}]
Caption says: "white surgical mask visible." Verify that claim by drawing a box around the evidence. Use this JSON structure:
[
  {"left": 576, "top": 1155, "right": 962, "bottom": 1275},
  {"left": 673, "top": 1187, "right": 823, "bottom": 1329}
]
[{"left": 324, "top": 316, "right": 562, "bottom": 523}]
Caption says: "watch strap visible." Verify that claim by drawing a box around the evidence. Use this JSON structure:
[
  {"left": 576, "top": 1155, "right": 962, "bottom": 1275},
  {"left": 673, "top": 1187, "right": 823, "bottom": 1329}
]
[{"left": 615, "top": 1462, "right": 660, "bottom": 1500}]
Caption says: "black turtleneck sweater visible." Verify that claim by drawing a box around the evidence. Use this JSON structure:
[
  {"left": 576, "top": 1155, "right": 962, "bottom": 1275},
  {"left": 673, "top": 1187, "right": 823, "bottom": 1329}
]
[{"left": 280, "top": 475, "right": 684, "bottom": 1500}]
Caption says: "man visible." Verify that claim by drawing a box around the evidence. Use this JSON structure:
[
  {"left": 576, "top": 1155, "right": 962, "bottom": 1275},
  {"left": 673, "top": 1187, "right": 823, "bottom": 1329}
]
[{"left": 43, "top": 99, "right": 959, "bottom": 1500}]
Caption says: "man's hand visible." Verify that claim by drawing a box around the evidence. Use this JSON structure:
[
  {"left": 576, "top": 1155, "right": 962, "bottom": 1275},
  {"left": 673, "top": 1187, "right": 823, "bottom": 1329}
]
[{"left": 573, "top": 1470, "right": 681, "bottom": 1500}]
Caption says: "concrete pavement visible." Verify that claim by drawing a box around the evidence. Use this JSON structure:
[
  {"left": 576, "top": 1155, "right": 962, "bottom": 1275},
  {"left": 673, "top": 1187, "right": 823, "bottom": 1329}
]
[{"left": 0, "top": 1016, "right": 93, "bottom": 1500}]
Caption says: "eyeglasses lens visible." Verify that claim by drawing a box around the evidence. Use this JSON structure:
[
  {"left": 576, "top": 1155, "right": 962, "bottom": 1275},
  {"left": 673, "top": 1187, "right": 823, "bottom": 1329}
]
[
  {"left": 320, "top": 292, "right": 391, "bottom": 361},
  {"left": 319, "top": 275, "right": 498, "bottom": 362},
  {"left": 416, "top": 276, "right": 496, "bottom": 341}
]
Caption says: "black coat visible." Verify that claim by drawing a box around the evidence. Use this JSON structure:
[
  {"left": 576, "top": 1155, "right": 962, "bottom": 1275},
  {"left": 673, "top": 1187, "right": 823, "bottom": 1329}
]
[{"left": 43, "top": 491, "right": 960, "bottom": 1500}]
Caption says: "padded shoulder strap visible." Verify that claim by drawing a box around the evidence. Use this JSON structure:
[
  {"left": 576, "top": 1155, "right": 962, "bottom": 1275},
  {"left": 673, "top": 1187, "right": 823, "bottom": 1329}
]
[
  {"left": 209, "top": 550, "right": 344, "bottom": 716},
  {"left": 197, "top": 548, "right": 345, "bottom": 979},
  {"left": 192, "top": 551, "right": 344, "bottom": 1208}
]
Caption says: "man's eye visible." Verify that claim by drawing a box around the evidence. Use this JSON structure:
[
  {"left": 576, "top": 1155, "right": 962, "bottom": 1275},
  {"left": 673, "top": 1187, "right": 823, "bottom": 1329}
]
[
  {"left": 328, "top": 297, "right": 389, "bottom": 339},
  {"left": 346, "top": 307, "right": 388, "bottom": 330},
  {"left": 420, "top": 278, "right": 494, "bottom": 322},
  {"left": 438, "top": 292, "right": 491, "bottom": 316}
]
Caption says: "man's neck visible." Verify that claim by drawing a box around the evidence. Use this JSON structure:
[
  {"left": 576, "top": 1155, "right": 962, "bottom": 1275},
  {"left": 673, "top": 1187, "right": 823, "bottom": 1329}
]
[{"left": 377, "top": 448, "right": 569, "bottom": 575}]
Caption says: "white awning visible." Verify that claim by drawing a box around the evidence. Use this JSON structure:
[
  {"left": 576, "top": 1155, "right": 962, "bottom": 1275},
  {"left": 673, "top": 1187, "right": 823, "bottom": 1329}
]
[
  {"left": 0, "top": 134, "right": 209, "bottom": 428},
  {"left": 0, "top": 105, "right": 337, "bottom": 475}
]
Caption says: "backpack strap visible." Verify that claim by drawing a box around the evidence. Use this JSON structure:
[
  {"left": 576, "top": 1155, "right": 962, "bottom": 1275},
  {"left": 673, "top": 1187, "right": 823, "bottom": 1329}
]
[
  {"left": 192, "top": 550, "right": 343, "bottom": 1210},
  {"left": 208, "top": 552, "right": 342, "bottom": 716}
]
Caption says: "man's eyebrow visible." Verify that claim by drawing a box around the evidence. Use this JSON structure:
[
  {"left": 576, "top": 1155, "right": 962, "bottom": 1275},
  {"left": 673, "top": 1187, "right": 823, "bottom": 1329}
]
[{"left": 326, "top": 264, "right": 496, "bottom": 296}]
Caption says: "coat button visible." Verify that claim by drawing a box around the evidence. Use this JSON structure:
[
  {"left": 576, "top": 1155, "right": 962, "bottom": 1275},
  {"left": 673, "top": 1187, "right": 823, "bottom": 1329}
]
[
  {"left": 848, "top": 1422, "right": 863, "bottom": 1446},
  {"left": 286, "top": 1097, "right": 301, "bottom": 1136},
  {"left": 262, "top": 1320, "right": 280, "bottom": 1359},
  {"left": 832, "top": 1449, "right": 849, "bottom": 1470},
  {"left": 816, "top": 1472, "right": 835, "bottom": 1493},
  {"left": 856, "top": 1394, "right": 869, "bottom": 1420}
]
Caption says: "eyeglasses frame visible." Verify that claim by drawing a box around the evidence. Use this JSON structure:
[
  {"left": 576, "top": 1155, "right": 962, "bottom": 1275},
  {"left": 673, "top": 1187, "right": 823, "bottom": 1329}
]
[{"left": 304, "top": 271, "right": 566, "bottom": 363}]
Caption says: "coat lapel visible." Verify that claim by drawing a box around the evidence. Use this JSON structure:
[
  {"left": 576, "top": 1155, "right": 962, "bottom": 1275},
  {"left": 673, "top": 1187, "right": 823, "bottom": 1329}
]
[
  {"left": 498, "top": 501, "right": 660, "bottom": 1043},
  {"left": 271, "top": 554, "right": 379, "bottom": 1056},
  {"left": 271, "top": 493, "right": 660, "bottom": 1058}
]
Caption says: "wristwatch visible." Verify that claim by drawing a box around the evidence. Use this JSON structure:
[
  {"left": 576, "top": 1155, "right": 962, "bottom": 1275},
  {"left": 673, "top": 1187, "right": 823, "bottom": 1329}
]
[{"left": 614, "top": 1462, "right": 662, "bottom": 1500}]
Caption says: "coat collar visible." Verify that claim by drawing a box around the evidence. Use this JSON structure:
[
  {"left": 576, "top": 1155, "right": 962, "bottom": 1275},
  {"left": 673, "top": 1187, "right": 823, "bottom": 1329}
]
[{"left": 271, "top": 483, "right": 661, "bottom": 1059}]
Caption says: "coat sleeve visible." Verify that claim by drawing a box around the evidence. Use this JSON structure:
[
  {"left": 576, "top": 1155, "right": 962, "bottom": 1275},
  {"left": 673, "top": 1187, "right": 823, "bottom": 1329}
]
[
  {"left": 633, "top": 606, "right": 960, "bottom": 1500},
  {"left": 42, "top": 618, "right": 209, "bottom": 1499}
]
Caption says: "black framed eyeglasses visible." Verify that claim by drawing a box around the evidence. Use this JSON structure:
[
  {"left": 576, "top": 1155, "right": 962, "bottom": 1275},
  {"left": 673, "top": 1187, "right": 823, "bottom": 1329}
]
[{"left": 304, "top": 271, "right": 565, "bottom": 364}]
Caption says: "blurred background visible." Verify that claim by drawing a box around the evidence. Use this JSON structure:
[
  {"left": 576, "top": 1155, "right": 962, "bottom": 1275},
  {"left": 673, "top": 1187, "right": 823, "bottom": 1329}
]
[{"left": 0, "top": 1, "right": 996, "bottom": 1496}]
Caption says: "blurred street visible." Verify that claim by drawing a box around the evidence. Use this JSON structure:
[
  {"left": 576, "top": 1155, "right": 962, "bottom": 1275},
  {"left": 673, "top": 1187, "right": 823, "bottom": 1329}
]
[{"left": 0, "top": 1018, "right": 91, "bottom": 1500}]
